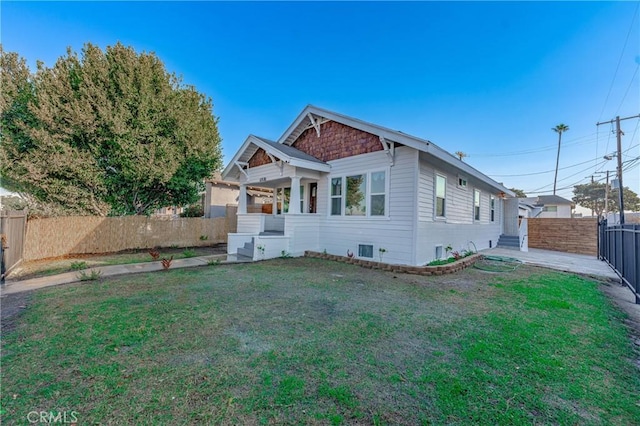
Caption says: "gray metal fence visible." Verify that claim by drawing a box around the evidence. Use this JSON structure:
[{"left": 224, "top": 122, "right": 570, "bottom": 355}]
[
  {"left": 598, "top": 220, "right": 640, "bottom": 304},
  {"left": 0, "top": 210, "right": 27, "bottom": 283}
]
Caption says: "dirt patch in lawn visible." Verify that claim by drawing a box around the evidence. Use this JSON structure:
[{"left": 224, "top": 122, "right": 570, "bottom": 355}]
[
  {"left": 7, "top": 244, "right": 227, "bottom": 281},
  {"left": 599, "top": 280, "right": 640, "bottom": 347},
  {"left": 0, "top": 291, "right": 31, "bottom": 335}
]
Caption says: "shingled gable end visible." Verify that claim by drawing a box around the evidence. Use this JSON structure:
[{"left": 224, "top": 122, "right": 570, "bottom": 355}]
[{"left": 248, "top": 121, "right": 382, "bottom": 167}]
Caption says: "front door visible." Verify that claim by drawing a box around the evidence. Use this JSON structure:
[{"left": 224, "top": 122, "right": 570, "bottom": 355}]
[{"left": 309, "top": 182, "right": 317, "bottom": 213}]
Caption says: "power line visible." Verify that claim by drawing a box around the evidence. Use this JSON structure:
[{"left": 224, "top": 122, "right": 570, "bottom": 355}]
[
  {"left": 468, "top": 132, "right": 599, "bottom": 158},
  {"left": 622, "top": 120, "right": 640, "bottom": 160},
  {"left": 598, "top": 1, "right": 640, "bottom": 121},
  {"left": 527, "top": 159, "right": 610, "bottom": 193},
  {"left": 489, "top": 157, "right": 606, "bottom": 177},
  {"left": 522, "top": 149, "right": 639, "bottom": 194},
  {"left": 615, "top": 64, "right": 639, "bottom": 116}
]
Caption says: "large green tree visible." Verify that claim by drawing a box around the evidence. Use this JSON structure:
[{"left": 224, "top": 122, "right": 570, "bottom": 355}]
[
  {"left": 1, "top": 43, "right": 222, "bottom": 216},
  {"left": 509, "top": 187, "right": 527, "bottom": 198},
  {"left": 572, "top": 181, "right": 640, "bottom": 217}
]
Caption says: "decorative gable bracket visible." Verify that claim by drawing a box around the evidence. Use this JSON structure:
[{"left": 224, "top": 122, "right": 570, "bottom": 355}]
[
  {"left": 307, "top": 113, "right": 321, "bottom": 138},
  {"left": 379, "top": 136, "right": 395, "bottom": 166},
  {"left": 265, "top": 152, "right": 284, "bottom": 176},
  {"left": 234, "top": 161, "right": 249, "bottom": 179}
]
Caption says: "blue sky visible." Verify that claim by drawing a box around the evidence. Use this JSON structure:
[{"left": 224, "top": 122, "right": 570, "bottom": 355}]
[{"left": 2, "top": 1, "right": 639, "bottom": 204}]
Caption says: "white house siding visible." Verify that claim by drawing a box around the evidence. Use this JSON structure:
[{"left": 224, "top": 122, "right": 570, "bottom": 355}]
[
  {"left": 284, "top": 215, "right": 321, "bottom": 255},
  {"left": 415, "top": 156, "right": 504, "bottom": 264},
  {"left": 417, "top": 161, "right": 434, "bottom": 220},
  {"left": 236, "top": 214, "right": 264, "bottom": 234},
  {"left": 316, "top": 147, "right": 418, "bottom": 265},
  {"left": 538, "top": 204, "right": 572, "bottom": 218},
  {"left": 242, "top": 162, "right": 295, "bottom": 184}
]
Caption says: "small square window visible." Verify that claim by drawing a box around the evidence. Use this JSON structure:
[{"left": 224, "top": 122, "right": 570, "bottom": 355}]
[
  {"left": 358, "top": 244, "right": 374, "bottom": 258},
  {"left": 458, "top": 176, "right": 467, "bottom": 188}
]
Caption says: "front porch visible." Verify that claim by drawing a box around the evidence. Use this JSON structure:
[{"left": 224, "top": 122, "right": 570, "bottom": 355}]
[
  {"left": 227, "top": 213, "right": 321, "bottom": 261},
  {"left": 222, "top": 134, "right": 331, "bottom": 261}
]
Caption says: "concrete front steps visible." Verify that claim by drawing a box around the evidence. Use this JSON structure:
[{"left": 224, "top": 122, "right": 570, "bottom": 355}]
[
  {"left": 497, "top": 234, "right": 520, "bottom": 249},
  {"left": 235, "top": 230, "right": 287, "bottom": 260}
]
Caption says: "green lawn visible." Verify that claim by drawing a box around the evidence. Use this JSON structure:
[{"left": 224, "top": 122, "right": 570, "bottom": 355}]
[{"left": 1, "top": 258, "right": 639, "bottom": 424}]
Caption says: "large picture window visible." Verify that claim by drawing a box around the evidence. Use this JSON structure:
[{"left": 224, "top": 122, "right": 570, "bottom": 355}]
[
  {"left": 330, "top": 170, "right": 386, "bottom": 217},
  {"left": 436, "top": 174, "right": 446, "bottom": 217},
  {"left": 346, "top": 174, "right": 366, "bottom": 216}
]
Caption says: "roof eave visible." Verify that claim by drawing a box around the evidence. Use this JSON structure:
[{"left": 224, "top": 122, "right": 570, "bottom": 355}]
[{"left": 279, "top": 105, "right": 514, "bottom": 196}]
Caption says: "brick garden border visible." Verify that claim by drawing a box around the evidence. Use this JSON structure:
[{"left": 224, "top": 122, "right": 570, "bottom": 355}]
[{"left": 304, "top": 251, "right": 482, "bottom": 276}]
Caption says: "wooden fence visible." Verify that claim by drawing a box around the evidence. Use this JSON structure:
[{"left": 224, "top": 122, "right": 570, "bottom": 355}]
[
  {"left": 1, "top": 210, "right": 27, "bottom": 279},
  {"left": 527, "top": 217, "right": 598, "bottom": 255},
  {"left": 23, "top": 216, "right": 231, "bottom": 261}
]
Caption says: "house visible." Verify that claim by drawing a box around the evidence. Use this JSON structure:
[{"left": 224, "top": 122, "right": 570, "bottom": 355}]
[
  {"left": 204, "top": 173, "right": 272, "bottom": 218},
  {"left": 519, "top": 195, "right": 574, "bottom": 219},
  {"left": 221, "top": 106, "right": 519, "bottom": 265}
]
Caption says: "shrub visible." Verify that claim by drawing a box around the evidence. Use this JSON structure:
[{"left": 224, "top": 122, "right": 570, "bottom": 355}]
[
  {"left": 70, "top": 261, "right": 87, "bottom": 271},
  {"left": 182, "top": 249, "right": 196, "bottom": 258},
  {"left": 180, "top": 204, "right": 204, "bottom": 217},
  {"left": 77, "top": 269, "right": 102, "bottom": 281}
]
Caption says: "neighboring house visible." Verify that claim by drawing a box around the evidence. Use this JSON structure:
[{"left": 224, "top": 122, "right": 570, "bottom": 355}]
[
  {"left": 204, "top": 173, "right": 272, "bottom": 218},
  {"left": 153, "top": 205, "right": 185, "bottom": 218},
  {"left": 221, "top": 105, "right": 518, "bottom": 265},
  {"left": 519, "top": 195, "right": 574, "bottom": 219}
]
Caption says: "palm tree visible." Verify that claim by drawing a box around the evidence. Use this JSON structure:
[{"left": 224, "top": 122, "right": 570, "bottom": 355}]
[
  {"left": 552, "top": 124, "right": 569, "bottom": 195},
  {"left": 454, "top": 151, "right": 468, "bottom": 161}
]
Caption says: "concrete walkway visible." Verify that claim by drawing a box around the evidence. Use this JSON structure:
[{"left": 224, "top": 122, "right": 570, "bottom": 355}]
[
  {"left": 482, "top": 247, "right": 619, "bottom": 280},
  {"left": 0, "top": 254, "right": 251, "bottom": 295}
]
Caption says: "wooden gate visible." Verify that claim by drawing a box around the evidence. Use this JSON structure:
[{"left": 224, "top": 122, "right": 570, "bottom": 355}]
[{"left": 1, "top": 210, "right": 27, "bottom": 282}]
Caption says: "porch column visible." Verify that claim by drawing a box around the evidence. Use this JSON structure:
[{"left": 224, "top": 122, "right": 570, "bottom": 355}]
[
  {"left": 289, "top": 176, "right": 301, "bottom": 214},
  {"left": 238, "top": 184, "right": 247, "bottom": 214},
  {"left": 272, "top": 188, "right": 278, "bottom": 214}
]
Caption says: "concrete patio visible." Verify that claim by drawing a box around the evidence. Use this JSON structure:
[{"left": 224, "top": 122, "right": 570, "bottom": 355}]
[{"left": 483, "top": 247, "right": 618, "bottom": 280}]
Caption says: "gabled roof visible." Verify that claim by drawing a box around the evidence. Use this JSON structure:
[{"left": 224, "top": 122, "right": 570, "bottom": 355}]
[
  {"left": 520, "top": 195, "right": 574, "bottom": 206},
  {"left": 256, "top": 136, "right": 327, "bottom": 165},
  {"left": 223, "top": 105, "right": 515, "bottom": 196},
  {"left": 222, "top": 134, "right": 330, "bottom": 177}
]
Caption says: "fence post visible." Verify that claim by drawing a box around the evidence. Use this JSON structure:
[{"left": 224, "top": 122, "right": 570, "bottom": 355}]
[{"left": 634, "top": 224, "right": 640, "bottom": 304}]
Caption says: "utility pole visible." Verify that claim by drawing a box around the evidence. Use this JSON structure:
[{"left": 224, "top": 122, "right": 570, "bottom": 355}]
[{"left": 596, "top": 113, "right": 640, "bottom": 225}]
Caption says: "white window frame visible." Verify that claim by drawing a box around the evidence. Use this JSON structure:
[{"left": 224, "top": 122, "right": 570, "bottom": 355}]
[
  {"left": 328, "top": 168, "right": 389, "bottom": 218},
  {"left": 369, "top": 170, "right": 387, "bottom": 217},
  {"left": 490, "top": 195, "right": 496, "bottom": 222},
  {"left": 474, "top": 189, "right": 481, "bottom": 221},
  {"left": 457, "top": 175, "right": 468, "bottom": 189},
  {"left": 435, "top": 173, "right": 447, "bottom": 219},
  {"left": 358, "top": 243, "right": 374, "bottom": 259},
  {"left": 330, "top": 177, "right": 343, "bottom": 216}
]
